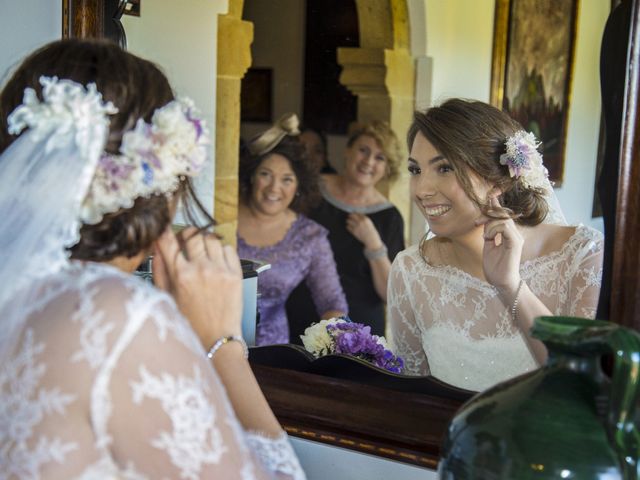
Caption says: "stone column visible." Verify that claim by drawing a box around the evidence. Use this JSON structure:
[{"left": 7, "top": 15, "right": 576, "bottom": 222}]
[
  {"left": 215, "top": 0, "right": 253, "bottom": 245},
  {"left": 337, "top": 46, "right": 414, "bottom": 238}
]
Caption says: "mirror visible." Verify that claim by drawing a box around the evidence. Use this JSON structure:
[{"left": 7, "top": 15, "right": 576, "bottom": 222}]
[
  {"left": 237, "top": 0, "right": 608, "bottom": 361},
  {"left": 64, "top": 0, "right": 637, "bottom": 468}
]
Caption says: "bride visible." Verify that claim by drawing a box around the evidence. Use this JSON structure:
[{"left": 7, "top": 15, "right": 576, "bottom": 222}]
[
  {"left": 387, "top": 99, "right": 604, "bottom": 392},
  {"left": 0, "top": 39, "right": 304, "bottom": 479}
]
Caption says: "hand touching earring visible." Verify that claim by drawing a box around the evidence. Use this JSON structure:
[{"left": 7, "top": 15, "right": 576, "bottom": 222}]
[
  {"left": 154, "top": 226, "right": 243, "bottom": 349},
  {"left": 476, "top": 196, "right": 524, "bottom": 303}
]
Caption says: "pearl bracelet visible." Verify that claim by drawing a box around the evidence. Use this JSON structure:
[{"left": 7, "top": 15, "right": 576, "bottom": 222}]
[
  {"left": 511, "top": 279, "right": 525, "bottom": 324},
  {"left": 207, "top": 335, "right": 249, "bottom": 360},
  {"left": 364, "top": 244, "right": 388, "bottom": 261}
]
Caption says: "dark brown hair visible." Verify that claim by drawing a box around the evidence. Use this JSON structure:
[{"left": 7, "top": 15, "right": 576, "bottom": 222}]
[
  {"left": 239, "top": 135, "right": 320, "bottom": 214},
  {"left": 407, "top": 98, "right": 548, "bottom": 226},
  {"left": 0, "top": 38, "right": 214, "bottom": 261},
  {"left": 347, "top": 120, "right": 402, "bottom": 182}
]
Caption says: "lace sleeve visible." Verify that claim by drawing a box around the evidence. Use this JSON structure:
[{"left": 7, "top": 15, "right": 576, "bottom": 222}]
[
  {"left": 102, "top": 292, "right": 305, "bottom": 479},
  {"left": 245, "top": 431, "right": 305, "bottom": 480},
  {"left": 564, "top": 229, "right": 604, "bottom": 319},
  {"left": 304, "top": 231, "right": 348, "bottom": 316},
  {"left": 387, "top": 252, "right": 430, "bottom": 375}
]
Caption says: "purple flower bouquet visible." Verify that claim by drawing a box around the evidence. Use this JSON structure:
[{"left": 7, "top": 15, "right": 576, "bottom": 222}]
[{"left": 300, "top": 318, "right": 404, "bottom": 374}]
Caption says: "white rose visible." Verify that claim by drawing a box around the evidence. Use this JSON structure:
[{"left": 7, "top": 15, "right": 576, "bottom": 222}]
[{"left": 300, "top": 318, "right": 346, "bottom": 357}]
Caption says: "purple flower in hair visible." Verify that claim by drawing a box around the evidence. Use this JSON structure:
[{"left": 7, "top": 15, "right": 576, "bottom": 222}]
[{"left": 499, "top": 130, "right": 551, "bottom": 191}]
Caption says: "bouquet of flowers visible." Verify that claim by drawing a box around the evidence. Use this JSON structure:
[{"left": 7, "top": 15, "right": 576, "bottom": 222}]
[{"left": 300, "top": 318, "right": 404, "bottom": 374}]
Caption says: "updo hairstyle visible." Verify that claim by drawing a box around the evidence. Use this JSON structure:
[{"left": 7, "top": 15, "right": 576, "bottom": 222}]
[
  {"left": 407, "top": 98, "right": 549, "bottom": 226},
  {"left": 0, "top": 38, "right": 213, "bottom": 261}
]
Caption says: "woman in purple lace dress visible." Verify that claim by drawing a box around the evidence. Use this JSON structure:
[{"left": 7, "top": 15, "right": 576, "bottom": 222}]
[{"left": 237, "top": 113, "right": 348, "bottom": 345}]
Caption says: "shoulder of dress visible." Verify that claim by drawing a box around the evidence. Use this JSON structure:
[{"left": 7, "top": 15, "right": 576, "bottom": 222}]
[
  {"left": 572, "top": 224, "right": 605, "bottom": 251},
  {"left": 392, "top": 244, "right": 421, "bottom": 266},
  {"left": 389, "top": 206, "right": 405, "bottom": 226},
  {"left": 80, "top": 263, "right": 175, "bottom": 308},
  {"left": 295, "top": 214, "right": 329, "bottom": 238}
]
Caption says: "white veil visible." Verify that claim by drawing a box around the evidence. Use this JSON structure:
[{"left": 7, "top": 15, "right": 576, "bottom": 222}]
[
  {"left": 542, "top": 186, "right": 568, "bottom": 226},
  {"left": 0, "top": 77, "right": 114, "bottom": 364}
]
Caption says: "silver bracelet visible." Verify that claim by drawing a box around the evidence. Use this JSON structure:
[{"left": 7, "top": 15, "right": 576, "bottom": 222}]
[
  {"left": 511, "top": 279, "right": 525, "bottom": 324},
  {"left": 207, "top": 335, "right": 249, "bottom": 360},
  {"left": 364, "top": 244, "right": 388, "bottom": 261}
]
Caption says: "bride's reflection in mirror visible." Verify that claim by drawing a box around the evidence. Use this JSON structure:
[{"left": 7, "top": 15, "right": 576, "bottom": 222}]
[
  {"left": 240, "top": 0, "right": 608, "bottom": 390},
  {"left": 387, "top": 98, "right": 604, "bottom": 391}
]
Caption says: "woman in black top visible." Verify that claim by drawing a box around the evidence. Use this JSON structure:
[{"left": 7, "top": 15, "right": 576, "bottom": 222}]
[{"left": 287, "top": 120, "right": 405, "bottom": 338}]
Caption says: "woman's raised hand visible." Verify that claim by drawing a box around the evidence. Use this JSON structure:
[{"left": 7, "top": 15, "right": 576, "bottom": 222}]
[
  {"left": 153, "top": 226, "right": 243, "bottom": 349},
  {"left": 476, "top": 197, "right": 524, "bottom": 303},
  {"left": 346, "top": 212, "right": 383, "bottom": 250}
]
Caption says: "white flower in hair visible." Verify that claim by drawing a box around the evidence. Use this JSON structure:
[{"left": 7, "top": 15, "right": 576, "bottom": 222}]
[
  {"left": 81, "top": 97, "right": 210, "bottom": 224},
  {"left": 499, "top": 130, "right": 552, "bottom": 193},
  {"left": 7, "top": 76, "right": 117, "bottom": 160},
  {"left": 7, "top": 76, "right": 210, "bottom": 225}
]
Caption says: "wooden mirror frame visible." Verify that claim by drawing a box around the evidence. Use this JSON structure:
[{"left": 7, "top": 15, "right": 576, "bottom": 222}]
[{"left": 63, "top": 0, "right": 640, "bottom": 469}]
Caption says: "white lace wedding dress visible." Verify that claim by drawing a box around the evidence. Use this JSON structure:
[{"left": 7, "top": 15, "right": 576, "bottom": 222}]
[
  {"left": 387, "top": 224, "right": 604, "bottom": 392},
  {"left": 0, "top": 261, "right": 305, "bottom": 480}
]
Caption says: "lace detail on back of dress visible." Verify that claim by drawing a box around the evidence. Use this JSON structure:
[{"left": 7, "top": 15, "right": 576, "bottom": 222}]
[
  {"left": 388, "top": 225, "right": 604, "bottom": 391},
  {"left": 0, "top": 262, "right": 306, "bottom": 479}
]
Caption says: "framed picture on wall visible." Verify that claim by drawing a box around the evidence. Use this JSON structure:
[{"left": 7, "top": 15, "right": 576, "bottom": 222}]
[
  {"left": 241, "top": 68, "right": 273, "bottom": 123},
  {"left": 122, "top": 0, "right": 140, "bottom": 17},
  {"left": 490, "top": 0, "right": 579, "bottom": 186}
]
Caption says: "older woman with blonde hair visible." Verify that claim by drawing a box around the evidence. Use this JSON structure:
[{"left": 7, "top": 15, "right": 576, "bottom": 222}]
[{"left": 288, "top": 120, "right": 405, "bottom": 338}]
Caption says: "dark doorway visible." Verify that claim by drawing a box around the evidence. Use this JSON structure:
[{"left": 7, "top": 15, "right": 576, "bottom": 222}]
[{"left": 303, "top": 0, "right": 359, "bottom": 134}]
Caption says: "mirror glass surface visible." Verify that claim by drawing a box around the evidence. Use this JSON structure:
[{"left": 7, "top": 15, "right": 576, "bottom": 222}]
[
  {"left": 121, "top": 1, "right": 225, "bottom": 222},
  {"left": 120, "top": 0, "right": 611, "bottom": 390}
]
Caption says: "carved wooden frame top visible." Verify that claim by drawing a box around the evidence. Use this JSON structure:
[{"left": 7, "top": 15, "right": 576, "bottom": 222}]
[{"left": 62, "top": 0, "right": 640, "bottom": 467}]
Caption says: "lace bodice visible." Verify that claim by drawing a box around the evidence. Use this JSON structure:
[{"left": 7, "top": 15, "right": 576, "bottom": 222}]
[
  {"left": 0, "top": 262, "right": 305, "bottom": 480},
  {"left": 387, "top": 225, "right": 604, "bottom": 392}
]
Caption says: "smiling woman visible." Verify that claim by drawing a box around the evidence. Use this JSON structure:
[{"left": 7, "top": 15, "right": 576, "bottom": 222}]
[
  {"left": 388, "top": 99, "right": 604, "bottom": 391},
  {"left": 237, "top": 113, "right": 348, "bottom": 345},
  {"left": 286, "top": 121, "right": 405, "bottom": 340}
]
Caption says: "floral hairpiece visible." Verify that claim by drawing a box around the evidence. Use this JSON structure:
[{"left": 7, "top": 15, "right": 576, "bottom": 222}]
[
  {"left": 7, "top": 76, "right": 209, "bottom": 225},
  {"left": 499, "top": 130, "right": 552, "bottom": 193},
  {"left": 8, "top": 76, "right": 117, "bottom": 160},
  {"left": 81, "top": 97, "right": 209, "bottom": 224}
]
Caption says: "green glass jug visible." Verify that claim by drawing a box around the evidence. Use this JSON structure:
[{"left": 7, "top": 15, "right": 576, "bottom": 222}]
[{"left": 438, "top": 316, "right": 640, "bottom": 479}]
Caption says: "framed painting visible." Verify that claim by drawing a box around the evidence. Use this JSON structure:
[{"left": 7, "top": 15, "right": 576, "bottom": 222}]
[
  {"left": 122, "top": 0, "right": 141, "bottom": 17},
  {"left": 241, "top": 68, "right": 273, "bottom": 123},
  {"left": 490, "top": 0, "right": 579, "bottom": 186}
]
